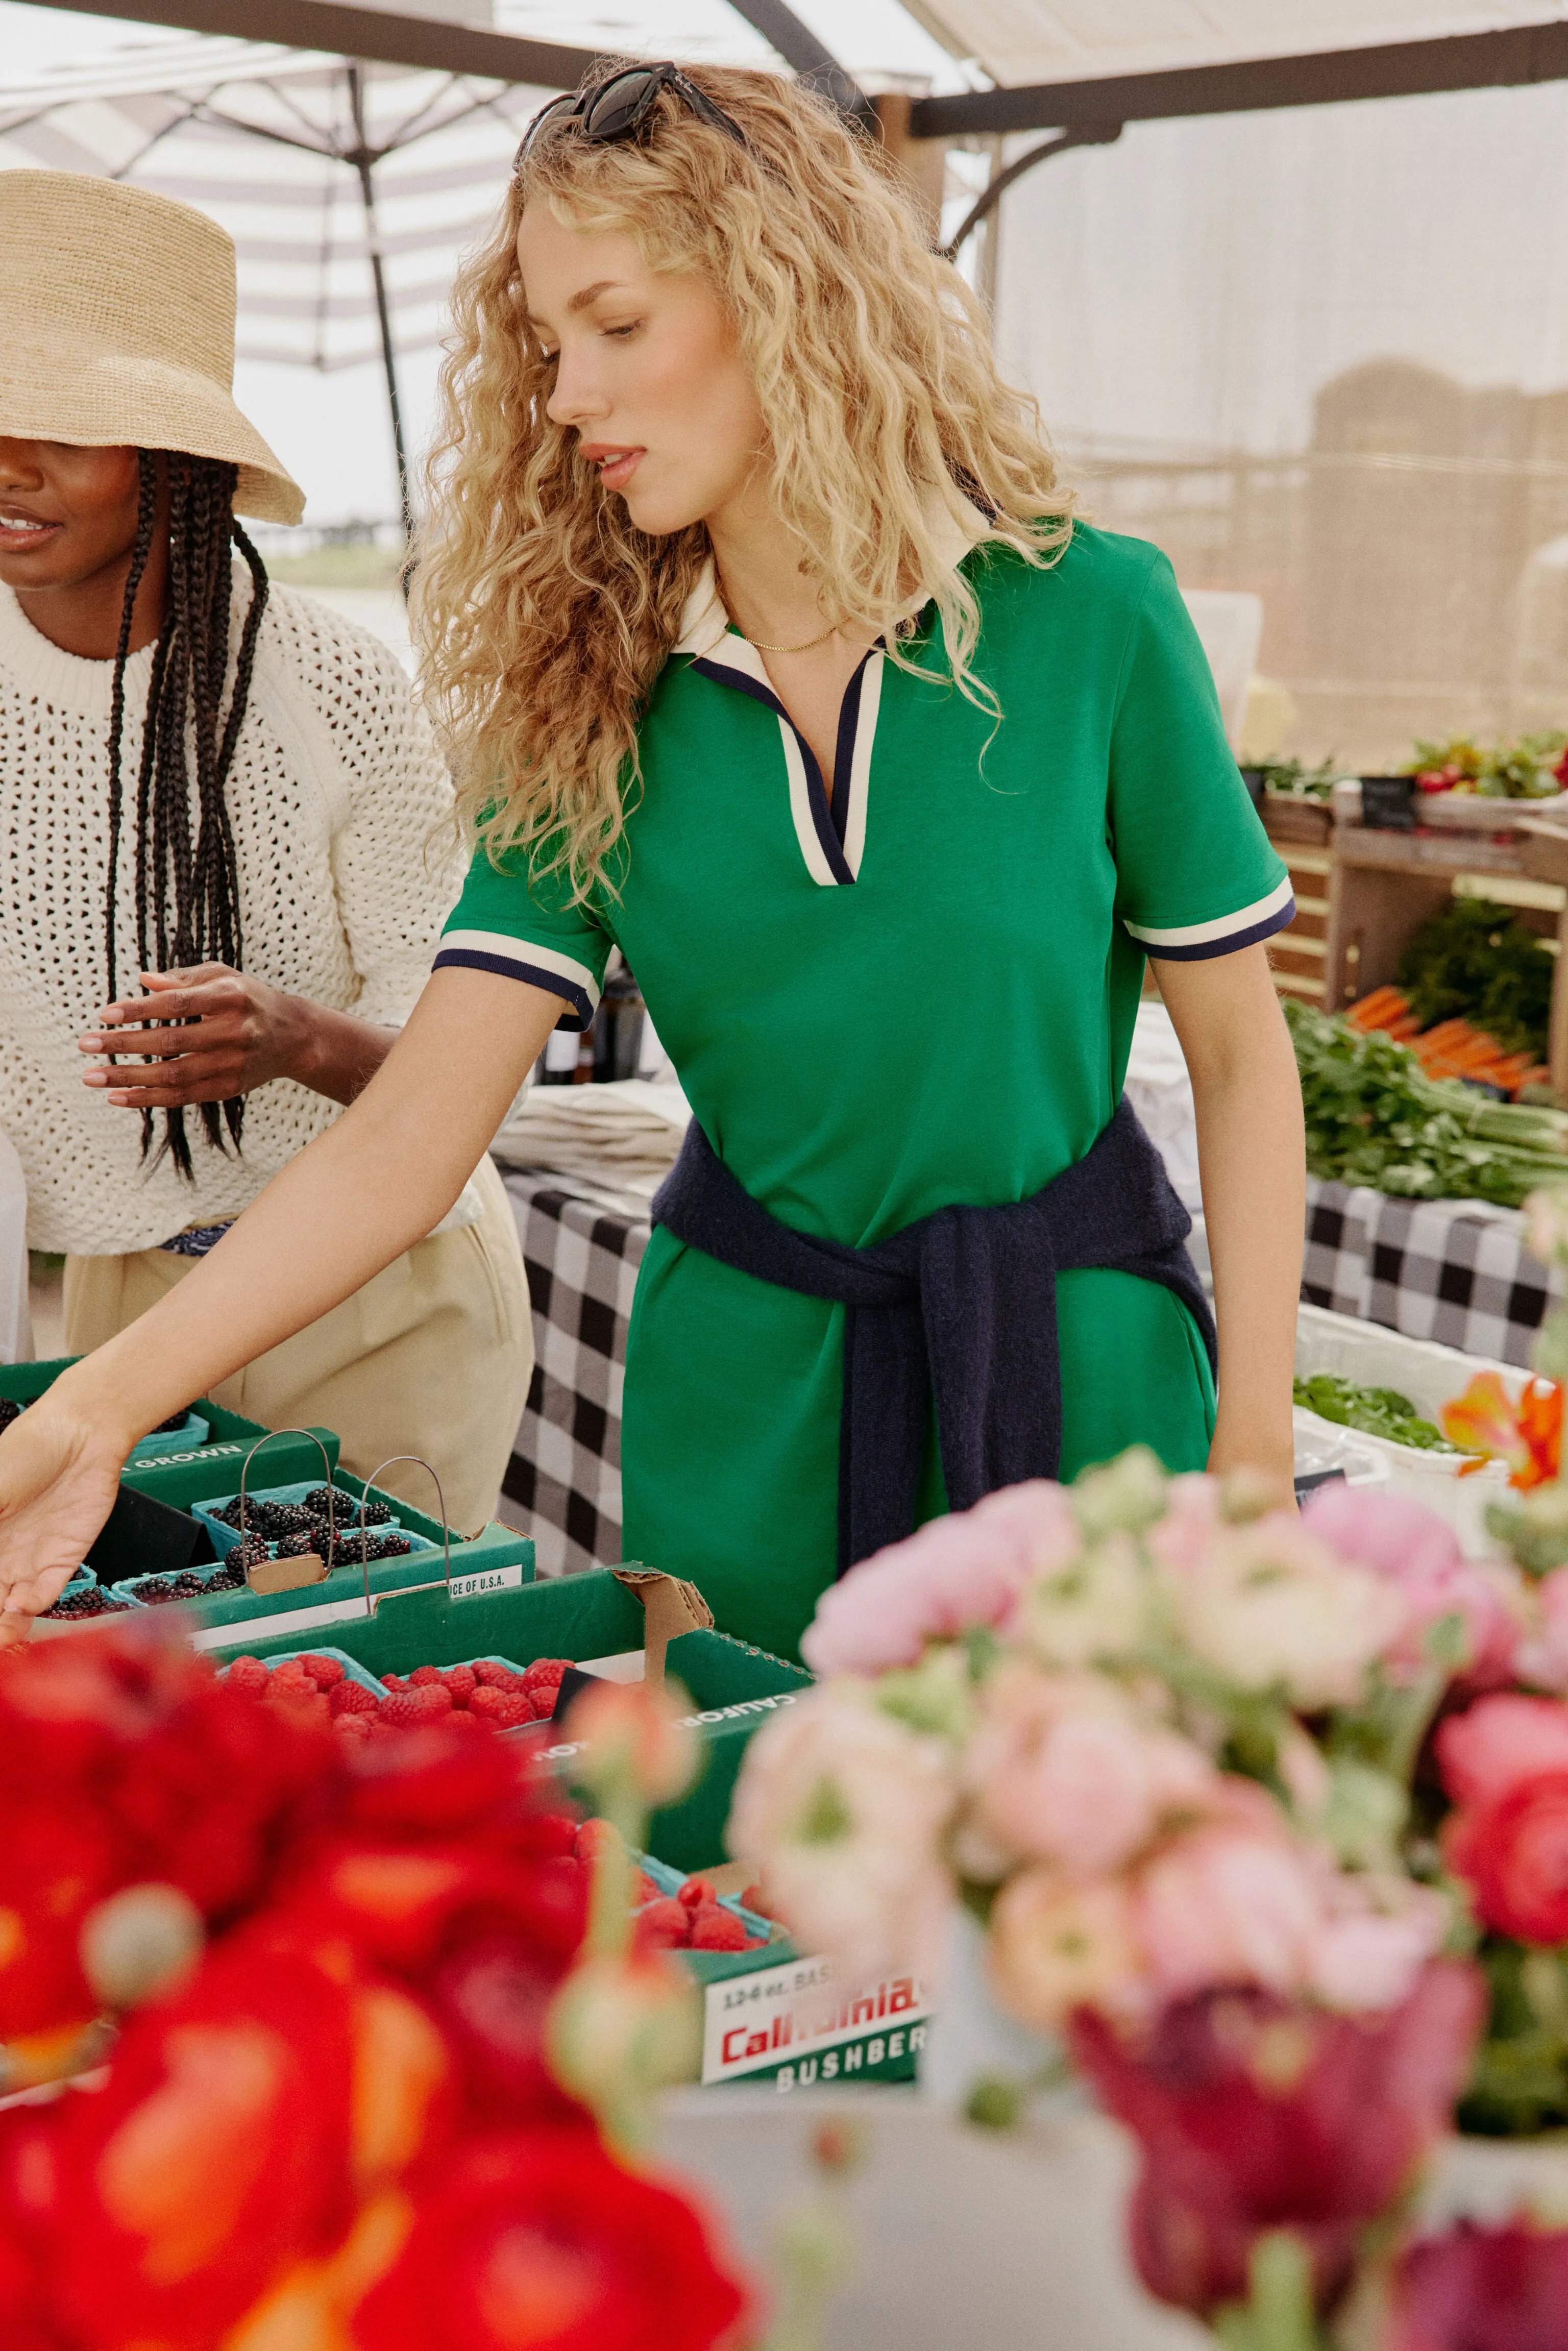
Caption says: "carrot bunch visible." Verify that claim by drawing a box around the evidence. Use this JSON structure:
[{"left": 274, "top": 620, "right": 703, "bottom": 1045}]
[{"left": 1348, "top": 989, "right": 1550, "bottom": 1097}]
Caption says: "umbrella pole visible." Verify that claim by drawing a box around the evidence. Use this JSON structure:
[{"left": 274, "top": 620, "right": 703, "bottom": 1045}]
[{"left": 346, "top": 61, "right": 413, "bottom": 564}]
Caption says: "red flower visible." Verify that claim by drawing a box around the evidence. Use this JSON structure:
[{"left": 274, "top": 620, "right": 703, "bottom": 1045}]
[
  {"left": 47, "top": 1932, "right": 358, "bottom": 2349},
  {"left": 350, "top": 2130, "right": 749, "bottom": 2351},
  {"left": 1445, "top": 1774, "right": 1568, "bottom": 1945},
  {"left": 1068, "top": 1960, "right": 1485, "bottom": 2318},
  {"left": 1387, "top": 2219, "right": 1568, "bottom": 2351}
]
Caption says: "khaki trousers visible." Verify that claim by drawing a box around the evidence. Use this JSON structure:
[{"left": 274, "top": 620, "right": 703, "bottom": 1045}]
[{"left": 63, "top": 1155, "right": 532, "bottom": 1537}]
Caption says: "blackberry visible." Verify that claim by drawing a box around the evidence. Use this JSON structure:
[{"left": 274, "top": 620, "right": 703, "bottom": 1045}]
[
  {"left": 44, "top": 1586, "right": 130, "bottom": 1619},
  {"left": 302, "top": 1486, "right": 391, "bottom": 1530},
  {"left": 275, "top": 1529, "right": 325, "bottom": 1560},
  {"left": 151, "top": 1411, "right": 190, "bottom": 1434},
  {"left": 213, "top": 1498, "right": 247, "bottom": 1530},
  {"left": 228, "top": 1533, "right": 271, "bottom": 1575},
  {"left": 0, "top": 1398, "right": 23, "bottom": 1434},
  {"left": 138, "top": 1571, "right": 210, "bottom": 1605},
  {"left": 206, "top": 1558, "right": 249, "bottom": 1591}
]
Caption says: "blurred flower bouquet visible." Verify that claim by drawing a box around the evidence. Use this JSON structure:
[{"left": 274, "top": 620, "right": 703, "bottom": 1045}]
[
  {"left": 729, "top": 1430, "right": 1568, "bottom": 2347},
  {"left": 0, "top": 1629, "right": 748, "bottom": 2351}
]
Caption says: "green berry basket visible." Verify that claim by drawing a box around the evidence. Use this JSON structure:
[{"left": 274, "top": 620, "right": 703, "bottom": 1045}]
[{"left": 202, "top": 1564, "right": 811, "bottom": 1875}]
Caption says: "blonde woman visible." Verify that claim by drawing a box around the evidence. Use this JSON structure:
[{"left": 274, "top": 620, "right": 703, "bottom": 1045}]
[{"left": 0, "top": 67, "right": 1304, "bottom": 1660}]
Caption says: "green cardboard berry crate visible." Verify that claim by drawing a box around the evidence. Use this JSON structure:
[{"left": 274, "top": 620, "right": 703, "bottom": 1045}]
[
  {"left": 0, "top": 1357, "right": 338, "bottom": 1506},
  {"left": 204, "top": 1567, "right": 809, "bottom": 1874}
]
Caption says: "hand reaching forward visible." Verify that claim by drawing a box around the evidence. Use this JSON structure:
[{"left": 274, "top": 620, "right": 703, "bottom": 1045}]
[
  {"left": 0, "top": 1402, "right": 127, "bottom": 1645},
  {"left": 78, "top": 963, "right": 312, "bottom": 1110}
]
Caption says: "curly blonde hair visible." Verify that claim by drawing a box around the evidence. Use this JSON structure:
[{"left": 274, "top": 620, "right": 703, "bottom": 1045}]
[{"left": 416, "top": 64, "right": 1073, "bottom": 897}]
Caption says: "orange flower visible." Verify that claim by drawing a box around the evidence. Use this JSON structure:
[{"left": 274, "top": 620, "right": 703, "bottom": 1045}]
[{"left": 1441, "top": 1373, "right": 1562, "bottom": 1489}]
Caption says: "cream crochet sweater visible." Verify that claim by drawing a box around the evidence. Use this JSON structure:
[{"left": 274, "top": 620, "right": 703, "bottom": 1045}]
[{"left": 0, "top": 574, "right": 459, "bottom": 1255}]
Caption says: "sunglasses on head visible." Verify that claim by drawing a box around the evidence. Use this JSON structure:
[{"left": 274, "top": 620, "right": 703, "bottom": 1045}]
[{"left": 513, "top": 63, "right": 749, "bottom": 175}]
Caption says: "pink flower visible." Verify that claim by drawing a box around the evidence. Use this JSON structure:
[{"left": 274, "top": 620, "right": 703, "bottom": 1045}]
[
  {"left": 1513, "top": 1567, "right": 1568, "bottom": 1693},
  {"left": 963, "top": 1666, "right": 1215, "bottom": 1880},
  {"left": 987, "top": 1871, "right": 1146, "bottom": 2032},
  {"left": 1170, "top": 1515, "right": 1408, "bottom": 1708},
  {"left": 1387, "top": 2219, "right": 1568, "bottom": 2351},
  {"left": 1145, "top": 1475, "right": 1222, "bottom": 1580},
  {"left": 1135, "top": 1813, "right": 1323, "bottom": 2006},
  {"left": 1303, "top": 1482, "right": 1463, "bottom": 1586},
  {"left": 1435, "top": 1693, "right": 1568, "bottom": 1811},
  {"left": 1303, "top": 1484, "right": 1516, "bottom": 1688},
  {"left": 800, "top": 1500, "right": 1058, "bottom": 1677},
  {"left": 1308, "top": 1885, "right": 1450, "bottom": 2014},
  {"left": 726, "top": 1683, "right": 954, "bottom": 1987}
]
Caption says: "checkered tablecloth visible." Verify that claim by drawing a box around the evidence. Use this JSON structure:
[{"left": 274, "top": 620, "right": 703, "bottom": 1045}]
[
  {"left": 1298, "top": 1177, "right": 1559, "bottom": 1367},
  {"left": 499, "top": 1167, "right": 650, "bottom": 1576},
  {"left": 499, "top": 1161, "right": 1563, "bottom": 1576}
]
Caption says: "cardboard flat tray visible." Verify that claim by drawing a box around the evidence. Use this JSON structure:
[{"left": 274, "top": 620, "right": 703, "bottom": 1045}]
[{"left": 203, "top": 1568, "right": 811, "bottom": 1875}]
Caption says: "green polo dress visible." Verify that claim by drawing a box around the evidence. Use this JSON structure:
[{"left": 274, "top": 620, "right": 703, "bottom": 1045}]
[{"left": 438, "top": 524, "right": 1292, "bottom": 1662}]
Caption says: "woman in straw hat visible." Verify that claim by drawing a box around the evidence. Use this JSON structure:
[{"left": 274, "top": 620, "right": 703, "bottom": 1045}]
[
  {"left": 0, "top": 71, "right": 1302, "bottom": 1654},
  {"left": 0, "top": 170, "right": 530, "bottom": 1533}
]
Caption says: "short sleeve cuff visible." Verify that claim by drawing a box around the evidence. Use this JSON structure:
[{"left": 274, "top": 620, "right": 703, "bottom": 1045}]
[
  {"left": 433, "top": 930, "right": 602, "bottom": 1030},
  {"left": 1122, "top": 875, "right": 1295, "bottom": 962}
]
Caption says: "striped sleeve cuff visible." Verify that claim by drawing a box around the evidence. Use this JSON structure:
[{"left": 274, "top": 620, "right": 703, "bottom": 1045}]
[
  {"left": 432, "top": 931, "right": 601, "bottom": 1030},
  {"left": 1122, "top": 875, "right": 1296, "bottom": 962}
]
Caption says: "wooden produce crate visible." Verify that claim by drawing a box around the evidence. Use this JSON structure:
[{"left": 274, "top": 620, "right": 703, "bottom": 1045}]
[
  {"left": 1322, "top": 811, "right": 1568, "bottom": 1096},
  {"left": 1259, "top": 797, "right": 1334, "bottom": 1005}
]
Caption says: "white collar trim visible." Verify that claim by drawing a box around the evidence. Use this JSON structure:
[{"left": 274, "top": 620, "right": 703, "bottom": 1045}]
[{"left": 673, "top": 488, "right": 991, "bottom": 659}]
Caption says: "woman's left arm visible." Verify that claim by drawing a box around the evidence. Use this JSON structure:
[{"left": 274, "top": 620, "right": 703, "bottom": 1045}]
[{"left": 1152, "top": 943, "right": 1304, "bottom": 1497}]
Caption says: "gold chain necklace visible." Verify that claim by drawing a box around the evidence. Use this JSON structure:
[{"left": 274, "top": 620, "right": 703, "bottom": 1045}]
[{"left": 717, "top": 571, "right": 839, "bottom": 656}]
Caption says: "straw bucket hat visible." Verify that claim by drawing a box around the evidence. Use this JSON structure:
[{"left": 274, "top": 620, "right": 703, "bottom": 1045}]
[{"left": 0, "top": 170, "right": 303, "bottom": 526}]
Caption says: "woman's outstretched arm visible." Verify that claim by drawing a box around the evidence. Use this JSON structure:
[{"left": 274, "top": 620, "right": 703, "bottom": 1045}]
[
  {"left": 0, "top": 965, "right": 564, "bottom": 1634},
  {"left": 1152, "top": 944, "right": 1304, "bottom": 1500}
]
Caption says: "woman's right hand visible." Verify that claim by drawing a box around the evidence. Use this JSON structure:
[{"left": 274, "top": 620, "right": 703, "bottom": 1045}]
[{"left": 0, "top": 1398, "right": 128, "bottom": 1643}]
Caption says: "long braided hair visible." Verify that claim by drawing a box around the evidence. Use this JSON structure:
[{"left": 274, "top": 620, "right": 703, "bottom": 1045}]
[{"left": 105, "top": 450, "right": 269, "bottom": 1180}]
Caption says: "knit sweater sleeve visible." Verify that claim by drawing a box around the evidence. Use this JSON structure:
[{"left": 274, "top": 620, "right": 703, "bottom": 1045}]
[{"left": 263, "top": 585, "right": 460, "bottom": 1031}]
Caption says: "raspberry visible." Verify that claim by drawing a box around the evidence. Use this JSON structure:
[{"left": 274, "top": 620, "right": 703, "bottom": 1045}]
[
  {"left": 523, "top": 1656, "right": 569, "bottom": 1694},
  {"left": 381, "top": 1674, "right": 408, "bottom": 1695},
  {"left": 334, "top": 1712, "right": 373, "bottom": 1746},
  {"left": 575, "top": 1818, "right": 621, "bottom": 1865},
  {"left": 329, "top": 1679, "right": 380, "bottom": 1718},
  {"left": 472, "top": 1659, "right": 520, "bottom": 1688},
  {"left": 470, "top": 1686, "right": 533, "bottom": 1729},
  {"left": 408, "top": 1666, "right": 445, "bottom": 1687},
  {"left": 678, "top": 1877, "right": 713, "bottom": 1911},
  {"left": 634, "top": 1872, "right": 663, "bottom": 1907},
  {"left": 225, "top": 1655, "right": 270, "bottom": 1696},
  {"left": 299, "top": 1654, "right": 345, "bottom": 1691},
  {"left": 380, "top": 1693, "right": 430, "bottom": 1728},
  {"left": 688, "top": 1903, "right": 750, "bottom": 1952},
  {"left": 442, "top": 1664, "right": 477, "bottom": 1707},
  {"left": 639, "top": 1898, "right": 691, "bottom": 1949},
  {"left": 268, "top": 1683, "right": 330, "bottom": 1726}
]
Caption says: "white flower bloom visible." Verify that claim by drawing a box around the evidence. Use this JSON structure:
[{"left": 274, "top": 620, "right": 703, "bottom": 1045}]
[
  {"left": 1168, "top": 1515, "right": 1409, "bottom": 1709},
  {"left": 1017, "top": 1531, "right": 1150, "bottom": 1669}
]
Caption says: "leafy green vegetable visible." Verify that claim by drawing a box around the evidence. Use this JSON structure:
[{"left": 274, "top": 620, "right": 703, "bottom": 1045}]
[
  {"left": 1292, "top": 1370, "right": 1457, "bottom": 1452},
  {"left": 1286, "top": 999, "right": 1568, "bottom": 1208},
  {"left": 1259, "top": 755, "right": 1351, "bottom": 802},
  {"left": 1396, "top": 896, "right": 1552, "bottom": 1059}
]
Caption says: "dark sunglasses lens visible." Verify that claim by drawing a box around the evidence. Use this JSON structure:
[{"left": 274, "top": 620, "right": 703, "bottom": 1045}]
[
  {"left": 516, "top": 93, "right": 577, "bottom": 167},
  {"left": 583, "top": 68, "right": 659, "bottom": 140}
]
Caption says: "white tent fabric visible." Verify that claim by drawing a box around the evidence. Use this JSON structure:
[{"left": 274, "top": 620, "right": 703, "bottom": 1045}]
[{"left": 897, "top": 0, "right": 1568, "bottom": 86}]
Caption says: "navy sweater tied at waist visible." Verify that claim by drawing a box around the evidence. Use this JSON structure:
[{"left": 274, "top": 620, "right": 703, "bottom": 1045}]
[{"left": 650, "top": 1099, "right": 1216, "bottom": 1576}]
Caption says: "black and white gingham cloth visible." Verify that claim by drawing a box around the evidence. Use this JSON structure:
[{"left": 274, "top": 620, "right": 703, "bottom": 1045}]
[
  {"left": 1298, "top": 1177, "right": 1558, "bottom": 1367},
  {"left": 500, "top": 1170, "right": 649, "bottom": 1576},
  {"left": 500, "top": 1164, "right": 1563, "bottom": 1576}
]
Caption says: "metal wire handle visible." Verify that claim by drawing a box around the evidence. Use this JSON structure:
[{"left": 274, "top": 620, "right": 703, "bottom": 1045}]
[
  {"left": 236, "top": 1428, "right": 336, "bottom": 1590},
  {"left": 359, "top": 1455, "right": 453, "bottom": 1610}
]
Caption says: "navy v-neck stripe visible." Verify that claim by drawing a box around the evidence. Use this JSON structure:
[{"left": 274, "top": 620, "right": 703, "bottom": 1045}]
[{"left": 690, "top": 648, "right": 857, "bottom": 887}]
